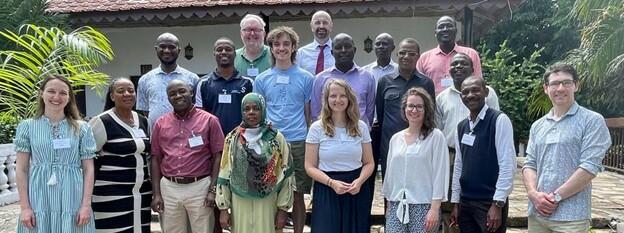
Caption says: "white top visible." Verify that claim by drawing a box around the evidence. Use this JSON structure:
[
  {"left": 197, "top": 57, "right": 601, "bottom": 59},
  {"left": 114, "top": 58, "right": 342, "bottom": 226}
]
[
  {"left": 382, "top": 128, "right": 449, "bottom": 204},
  {"left": 435, "top": 85, "right": 500, "bottom": 148},
  {"left": 451, "top": 104, "right": 517, "bottom": 203},
  {"left": 306, "top": 120, "right": 371, "bottom": 172}
]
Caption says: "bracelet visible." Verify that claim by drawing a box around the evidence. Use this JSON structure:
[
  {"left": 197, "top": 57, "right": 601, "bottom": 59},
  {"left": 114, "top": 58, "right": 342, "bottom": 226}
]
[
  {"left": 326, "top": 177, "right": 331, "bottom": 186},
  {"left": 327, "top": 179, "right": 333, "bottom": 188},
  {"left": 208, "top": 185, "right": 217, "bottom": 194}
]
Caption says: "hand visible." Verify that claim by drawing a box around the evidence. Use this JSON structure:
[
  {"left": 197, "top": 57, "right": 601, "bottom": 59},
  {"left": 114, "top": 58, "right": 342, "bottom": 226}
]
[
  {"left": 151, "top": 194, "right": 164, "bottom": 213},
  {"left": 20, "top": 208, "right": 36, "bottom": 229},
  {"left": 329, "top": 180, "right": 351, "bottom": 195},
  {"left": 449, "top": 204, "right": 459, "bottom": 229},
  {"left": 424, "top": 206, "right": 440, "bottom": 232},
  {"left": 76, "top": 206, "right": 91, "bottom": 226},
  {"left": 486, "top": 204, "right": 502, "bottom": 232},
  {"left": 204, "top": 192, "right": 216, "bottom": 208},
  {"left": 347, "top": 178, "right": 364, "bottom": 195},
  {"left": 274, "top": 209, "right": 288, "bottom": 230},
  {"left": 528, "top": 191, "right": 558, "bottom": 216},
  {"left": 220, "top": 210, "right": 231, "bottom": 231}
]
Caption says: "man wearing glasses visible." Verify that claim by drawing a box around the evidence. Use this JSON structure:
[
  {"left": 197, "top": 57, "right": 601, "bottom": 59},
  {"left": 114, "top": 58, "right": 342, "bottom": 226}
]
[
  {"left": 376, "top": 38, "right": 435, "bottom": 181},
  {"left": 522, "top": 63, "right": 611, "bottom": 232},
  {"left": 235, "top": 14, "right": 271, "bottom": 79}
]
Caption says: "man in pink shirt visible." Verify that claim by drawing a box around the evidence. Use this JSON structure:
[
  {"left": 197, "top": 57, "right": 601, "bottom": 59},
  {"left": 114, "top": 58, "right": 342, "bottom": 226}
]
[
  {"left": 417, "top": 15, "right": 483, "bottom": 95},
  {"left": 151, "top": 79, "right": 225, "bottom": 233}
]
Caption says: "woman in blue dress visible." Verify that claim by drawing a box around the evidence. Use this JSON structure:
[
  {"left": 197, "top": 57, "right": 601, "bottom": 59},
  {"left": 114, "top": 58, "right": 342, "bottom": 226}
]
[{"left": 14, "top": 75, "right": 97, "bottom": 233}]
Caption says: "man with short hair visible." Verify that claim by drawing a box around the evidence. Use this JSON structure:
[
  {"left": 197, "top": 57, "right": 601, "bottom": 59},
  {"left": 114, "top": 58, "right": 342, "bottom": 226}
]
[
  {"left": 522, "top": 63, "right": 611, "bottom": 233},
  {"left": 235, "top": 14, "right": 271, "bottom": 79},
  {"left": 417, "top": 16, "right": 483, "bottom": 95},
  {"left": 196, "top": 37, "right": 253, "bottom": 135},
  {"left": 137, "top": 32, "right": 200, "bottom": 129},
  {"left": 311, "top": 33, "right": 376, "bottom": 126},
  {"left": 253, "top": 26, "right": 314, "bottom": 233},
  {"left": 377, "top": 38, "right": 435, "bottom": 180},
  {"left": 151, "top": 79, "right": 225, "bottom": 233},
  {"left": 296, "top": 10, "right": 335, "bottom": 75},
  {"left": 449, "top": 76, "right": 516, "bottom": 233}
]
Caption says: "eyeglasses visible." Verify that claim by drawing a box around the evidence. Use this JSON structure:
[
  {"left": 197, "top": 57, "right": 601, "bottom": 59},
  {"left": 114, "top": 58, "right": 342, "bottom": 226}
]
[
  {"left": 398, "top": 50, "right": 419, "bottom": 57},
  {"left": 547, "top": 80, "right": 575, "bottom": 88},
  {"left": 406, "top": 104, "right": 425, "bottom": 112},
  {"left": 242, "top": 28, "right": 264, "bottom": 34}
]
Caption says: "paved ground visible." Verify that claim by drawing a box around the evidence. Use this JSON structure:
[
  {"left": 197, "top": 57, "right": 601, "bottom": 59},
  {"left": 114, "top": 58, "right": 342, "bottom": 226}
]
[{"left": 1, "top": 158, "right": 623, "bottom": 232}]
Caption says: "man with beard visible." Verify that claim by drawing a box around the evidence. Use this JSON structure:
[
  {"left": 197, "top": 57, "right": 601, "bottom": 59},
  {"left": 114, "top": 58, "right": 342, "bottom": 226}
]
[
  {"left": 151, "top": 79, "right": 225, "bottom": 233},
  {"left": 449, "top": 76, "right": 516, "bottom": 233},
  {"left": 196, "top": 37, "right": 253, "bottom": 135},
  {"left": 435, "top": 53, "right": 499, "bottom": 232},
  {"left": 253, "top": 26, "right": 314, "bottom": 233},
  {"left": 311, "top": 33, "right": 376, "bottom": 127},
  {"left": 417, "top": 16, "right": 483, "bottom": 95},
  {"left": 377, "top": 38, "right": 435, "bottom": 181},
  {"left": 235, "top": 14, "right": 271, "bottom": 79},
  {"left": 296, "top": 10, "right": 335, "bottom": 75},
  {"left": 137, "top": 32, "right": 200, "bottom": 129}
]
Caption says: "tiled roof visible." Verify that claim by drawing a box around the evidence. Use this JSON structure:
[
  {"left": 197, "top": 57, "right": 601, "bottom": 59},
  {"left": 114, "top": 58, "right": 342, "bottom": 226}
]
[{"left": 47, "top": 0, "right": 363, "bottom": 13}]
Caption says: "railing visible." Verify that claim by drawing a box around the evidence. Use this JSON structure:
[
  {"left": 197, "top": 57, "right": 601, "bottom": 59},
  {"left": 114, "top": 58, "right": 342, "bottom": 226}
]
[
  {"left": 0, "top": 144, "right": 18, "bottom": 206},
  {"left": 605, "top": 118, "right": 624, "bottom": 174}
]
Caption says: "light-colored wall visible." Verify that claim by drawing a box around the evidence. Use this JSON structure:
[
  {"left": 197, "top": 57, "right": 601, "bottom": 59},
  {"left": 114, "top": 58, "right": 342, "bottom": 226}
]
[{"left": 85, "top": 16, "right": 462, "bottom": 116}]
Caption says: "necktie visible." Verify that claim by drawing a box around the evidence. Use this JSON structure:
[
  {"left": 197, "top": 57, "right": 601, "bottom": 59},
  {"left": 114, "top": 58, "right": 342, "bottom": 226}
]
[{"left": 315, "top": 44, "right": 326, "bottom": 74}]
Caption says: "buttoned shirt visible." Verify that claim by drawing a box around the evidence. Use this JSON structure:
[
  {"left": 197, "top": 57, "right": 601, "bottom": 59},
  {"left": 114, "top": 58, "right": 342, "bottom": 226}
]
[
  {"left": 234, "top": 45, "right": 271, "bottom": 79},
  {"left": 363, "top": 60, "right": 399, "bottom": 122},
  {"left": 416, "top": 44, "right": 482, "bottom": 94},
  {"left": 195, "top": 70, "right": 253, "bottom": 135},
  {"left": 435, "top": 85, "right": 500, "bottom": 148},
  {"left": 151, "top": 107, "right": 225, "bottom": 177},
  {"left": 311, "top": 65, "right": 376, "bottom": 126},
  {"left": 296, "top": 39, "right": 334, "bottom": 75},
  {"left": 136, "top": 65, "right": 200, "bottom": 129},
  {"left": 451, "top": 104, "right": 517, "bottom": 203},
  {"left": 523, "top": 102, "right": 611, "bottom": 221}
]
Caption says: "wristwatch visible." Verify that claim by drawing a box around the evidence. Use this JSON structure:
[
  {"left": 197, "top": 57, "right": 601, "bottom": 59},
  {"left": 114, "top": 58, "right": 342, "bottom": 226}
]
[
  {"left": 553, "top": 192, "right": 562, "bottom": 203},
  {"left": 494, "top": 200, "right": 505, "bottom": 208}
]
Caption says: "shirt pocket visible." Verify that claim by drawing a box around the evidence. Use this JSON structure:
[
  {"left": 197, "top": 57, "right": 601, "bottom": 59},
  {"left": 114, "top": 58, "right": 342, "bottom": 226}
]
[{"left": 384, "top": 92, "right": 401, "bottom": 103}]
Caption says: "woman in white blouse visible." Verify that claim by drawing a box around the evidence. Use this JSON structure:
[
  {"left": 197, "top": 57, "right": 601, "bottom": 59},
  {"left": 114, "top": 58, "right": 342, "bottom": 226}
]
[
  {"left": 382, "top": 87, "right": 449, "bottom": 233},
  {"left": 305, "top": 79, "right": 375, "bottom": 233}
]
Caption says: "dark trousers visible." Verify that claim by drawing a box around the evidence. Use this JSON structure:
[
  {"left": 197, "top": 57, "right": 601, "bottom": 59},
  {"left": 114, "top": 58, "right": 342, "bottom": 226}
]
[{"left": 458, "top": 199, "right": 508, "bottom": 233}]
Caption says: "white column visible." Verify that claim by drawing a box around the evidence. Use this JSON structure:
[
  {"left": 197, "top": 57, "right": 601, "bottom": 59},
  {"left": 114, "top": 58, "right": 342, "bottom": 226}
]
[{"left": 0, "top": 144, "right": 18, "bottom": 205}]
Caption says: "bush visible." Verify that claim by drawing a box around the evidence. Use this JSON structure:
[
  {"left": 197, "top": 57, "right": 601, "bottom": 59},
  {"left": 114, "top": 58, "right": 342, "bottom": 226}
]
[
  {"left": 480, "top": 40, "right": 544, "bottom": 141},
  {"left": 0, "top": 111, "right": 19, "bottom": 144}
]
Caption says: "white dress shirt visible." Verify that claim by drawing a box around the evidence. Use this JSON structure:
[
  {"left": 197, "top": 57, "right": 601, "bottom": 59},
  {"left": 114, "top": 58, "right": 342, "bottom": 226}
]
[
  {"left": 296, "top": 39, "right": 334, "bottom": 75},
  {"left": 451, "top": 104, "right": 517, "bottom": 203}
]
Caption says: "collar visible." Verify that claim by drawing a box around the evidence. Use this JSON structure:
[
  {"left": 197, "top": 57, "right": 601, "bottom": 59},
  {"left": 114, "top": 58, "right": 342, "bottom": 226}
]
[
  {"left": 173, "top": 106, "right": 197, "bottom": 120},
  {"left": 157, "top": 64, "right": 182, "bottom": 75},
  {"left": 546, "top": 102, "right": 580, "bottom": 120},
  {"left": 372, "top": 60, "right": 397, "bottom": 70},
  {"left": 393, "top": 70, "right": 426, "bottom": 80},
  {"left": 211, "top": 69, "right": 242, "bottom": 81},
  {"left": 240, "top": 45, "right": 269, "bottom": 63},
  {"left": 330, "top": 64, "right": 359, "bottom": 74},
  {"left": 313, "top": 38, "right": 332, "bottom": 48},
  {"left": 475, "top": 104, "right": 489, "bottom": 122},
  {"left": 434, "top": 43, "right": 458, "bottom": 56}
]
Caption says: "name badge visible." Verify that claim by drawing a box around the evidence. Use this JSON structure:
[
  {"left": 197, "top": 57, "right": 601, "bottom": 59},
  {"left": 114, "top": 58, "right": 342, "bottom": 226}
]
[
  {"left": 247, "top": 68, "right": 259, "bottom": 77},
  {"left": 441, "top": 77, "right": 454, "bottom": 87},
  {"left": 218, "top": 94, "right": 232, "bottom": 104},
  {"left": 52, "top": 138, "right": 71, "bottom": 149},
  {"left": 546, "top": 130, "right": 559, "bottom": 144},
  {"left": 276, "top": 75, "right": 290, "bottom": 84},
  {"left": 133, "top": 128, "right": 147, "bottom": 138},
  {"left": 188, "top": 135, "right": 204, "bottom": 148},
  {"left": 461, "top": 133, "right": 475, "bottom": 146}
]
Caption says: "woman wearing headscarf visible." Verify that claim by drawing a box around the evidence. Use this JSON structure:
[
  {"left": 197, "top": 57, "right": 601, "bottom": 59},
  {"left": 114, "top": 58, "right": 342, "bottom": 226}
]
[{"left": 216, "top": 93, "right": 293, "bottom": 233}]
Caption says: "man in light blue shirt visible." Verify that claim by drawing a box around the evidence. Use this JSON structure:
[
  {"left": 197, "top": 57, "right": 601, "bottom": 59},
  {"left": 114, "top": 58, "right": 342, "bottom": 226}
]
[
  {"left": 296, "top": 10, "right": 334, "bottom": 75},
  {"left": 522, "top": 63, "right": 611, "bottom": 232},
  {"left": 253, "top": 26, "right": 314, "bottom": 233},
  {"left": 137, "top": 32, "right": 199, "bottom": 129}
]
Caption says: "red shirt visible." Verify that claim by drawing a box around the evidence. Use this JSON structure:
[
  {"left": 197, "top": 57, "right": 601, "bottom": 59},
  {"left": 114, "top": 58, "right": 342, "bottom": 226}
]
[
  {"left": 151, "top": 107, "right": 224, "bottom": 177},
  {"left": 416, "top": 44, "right": 483, "bottom": 95}
]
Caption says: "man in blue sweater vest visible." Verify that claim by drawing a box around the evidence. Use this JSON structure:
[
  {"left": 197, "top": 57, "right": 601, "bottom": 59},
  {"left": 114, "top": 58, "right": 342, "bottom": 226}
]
[{"left": 449, "top": 76, "right": 517, "bottom": 233}]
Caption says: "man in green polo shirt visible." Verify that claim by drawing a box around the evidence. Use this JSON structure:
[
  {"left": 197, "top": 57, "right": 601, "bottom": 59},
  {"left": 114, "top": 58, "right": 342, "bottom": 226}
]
[{"left": 235, "top": 14, "right": 272, "bottom": 79}]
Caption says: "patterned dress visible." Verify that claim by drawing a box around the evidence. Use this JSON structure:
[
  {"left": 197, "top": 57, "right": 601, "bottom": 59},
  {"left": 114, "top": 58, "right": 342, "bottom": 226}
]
[
  {"left": 14, "top": 117, "right": 97, "bottom": 233},
  {"left": 88, "top": 110, "right": 151, "bottom": 233}
]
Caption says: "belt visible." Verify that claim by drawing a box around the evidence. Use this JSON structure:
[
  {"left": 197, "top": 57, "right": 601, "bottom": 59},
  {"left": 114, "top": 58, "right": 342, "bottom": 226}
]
[{"left": 164, "top": 174, "right": 209, "bottom": 184}]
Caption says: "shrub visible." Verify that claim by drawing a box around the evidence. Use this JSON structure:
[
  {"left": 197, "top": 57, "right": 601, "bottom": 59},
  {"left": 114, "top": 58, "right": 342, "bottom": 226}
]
[{"left": 0, "top": 111, "right": 19, "bottom": 144}]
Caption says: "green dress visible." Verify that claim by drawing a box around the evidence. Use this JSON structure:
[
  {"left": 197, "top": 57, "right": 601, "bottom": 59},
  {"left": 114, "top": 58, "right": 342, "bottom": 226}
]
[{"left": 14, "top": 117, "right": 96, "bottom": 233}]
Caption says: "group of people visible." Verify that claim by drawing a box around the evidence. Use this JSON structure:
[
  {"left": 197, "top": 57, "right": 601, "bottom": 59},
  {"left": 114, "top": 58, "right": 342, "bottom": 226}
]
[{"left": 13, "top": 9, "right": 611, "bottom": 233}]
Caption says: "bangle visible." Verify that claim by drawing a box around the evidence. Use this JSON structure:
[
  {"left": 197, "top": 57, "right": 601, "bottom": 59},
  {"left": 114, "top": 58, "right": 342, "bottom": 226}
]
[
  {"left": 208, "top": 185, "right": 217, "bottom": 194},
  {"left": 327, "top": 179, "right": 333, "bottom": 188},
  {"left": 326, "top": 177, "right": 331, "bottom": 186}
]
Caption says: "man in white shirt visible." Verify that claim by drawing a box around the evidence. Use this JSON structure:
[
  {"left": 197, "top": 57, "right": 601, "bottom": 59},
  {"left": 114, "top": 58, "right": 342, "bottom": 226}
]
[
  {"left": 449, "top": 76, "right": 516, "bottom": 233},
  {"left": 296, "top": 10, "right": 335, "bottom": 75}
]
